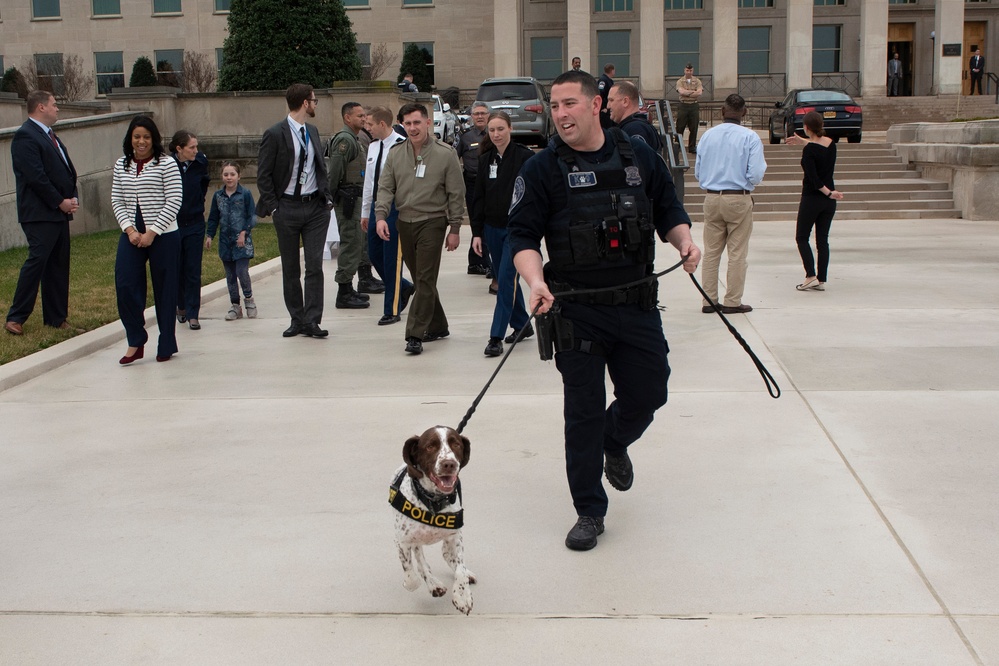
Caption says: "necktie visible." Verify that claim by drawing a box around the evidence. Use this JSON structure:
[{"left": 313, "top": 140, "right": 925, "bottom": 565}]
[
  {"left": 294, "top": 126, "right": 307, "bottom": 197},
  {"left": 48, "top": 129, "right": 60, "bottom": 150},
  {"left": 372, "top": 140, "right": 386, "bottom": 203}
]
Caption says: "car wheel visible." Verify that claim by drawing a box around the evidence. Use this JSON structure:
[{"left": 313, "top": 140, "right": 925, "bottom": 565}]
[
  {"left": 785, "top": 120, "right": 795, "bottom": 140},
  {"left": 769, "top": 121, "right": 780, "bottom": 144},
  {"left": 847, "top": 133, "right": 862, "bottom": 144}
]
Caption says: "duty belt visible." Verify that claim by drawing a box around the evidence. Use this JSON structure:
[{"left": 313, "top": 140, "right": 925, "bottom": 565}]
[{"left": 549, "top": 279, "right": 654, "bottom": 307}]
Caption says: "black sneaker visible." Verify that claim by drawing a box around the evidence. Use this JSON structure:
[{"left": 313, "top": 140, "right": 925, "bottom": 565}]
[
  {"left": 504, "top": 323, "right": 534, "bottom": 344},
  {"left": 484, "top": 338, "right": 503, "bottom": 357},
  {"left": 423, "top": 329, "right": 450, "bottom": 342},
  {"left": 604, "top": 450, "right": 634, "bottom": 491},
  {"left": 405, "top": 337, "right": 423, "bottom": 354},
  {"left": 565, "top": 516, "right": 605, "bottom": 551},
  {"left": 467, "top": 265, "right": 489, "bottom": 276}
]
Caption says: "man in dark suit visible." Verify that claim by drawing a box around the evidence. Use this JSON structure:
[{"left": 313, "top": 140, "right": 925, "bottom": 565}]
[
  {"left": 5, "top": 90, "right": 80, "bottom": 336},
  {"left": 256, "top": 83, "right": 334, "bottom": 339},
  {"left": 969, "top": 49, "right": 985, "bottom": 95}
]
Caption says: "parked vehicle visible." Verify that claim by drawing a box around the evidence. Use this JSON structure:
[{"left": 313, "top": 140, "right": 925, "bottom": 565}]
[
  {"left": 432, "top": 94, "right": 457, "bottom": 144},
  {"left": 769, "top": 88, "right": 863, "bottom": 144},
  {"left": 473, "top": 77, "right": 552, "bottom": 147}
]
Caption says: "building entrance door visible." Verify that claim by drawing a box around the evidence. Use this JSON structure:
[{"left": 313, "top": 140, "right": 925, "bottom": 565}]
[
  {"left": 888, "top": 23, "right": 914, "bottom": 96},
  {"left": 963, "top": 22, "right": 987, "bottom": 95}
]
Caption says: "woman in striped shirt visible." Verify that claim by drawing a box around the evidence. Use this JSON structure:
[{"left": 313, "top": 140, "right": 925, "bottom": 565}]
[{"left": 111, "top": 115, "right": 183, "bottom": 364}]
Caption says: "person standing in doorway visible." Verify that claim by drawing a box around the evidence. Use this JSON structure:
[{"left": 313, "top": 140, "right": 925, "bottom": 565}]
[
  {"left": 969, "top": 49, "right": 985, "bottom": 95},
  {"left": 888, "top": 53, "right": 903, "bottom": 97}
]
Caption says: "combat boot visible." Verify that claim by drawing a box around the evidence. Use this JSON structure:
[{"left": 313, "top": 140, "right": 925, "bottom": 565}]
[{"left": 357, "top": 264, "right": 385, "bottom": 294}]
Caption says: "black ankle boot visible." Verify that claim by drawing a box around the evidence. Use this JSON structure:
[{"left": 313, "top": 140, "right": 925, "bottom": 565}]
[
  {"left": 357, "top": 264, "right": 385, "bottom": 294},
  {"left": 335, "top": 282, "right": 370, "bottom": 309}
]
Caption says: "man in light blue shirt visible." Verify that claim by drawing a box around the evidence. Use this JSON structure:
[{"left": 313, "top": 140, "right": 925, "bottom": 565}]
[{"left": 694, "top": 94, "right": 766, "bottom": 314}]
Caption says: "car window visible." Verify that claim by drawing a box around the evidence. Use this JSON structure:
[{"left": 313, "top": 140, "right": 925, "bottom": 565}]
[
  {"left": 798, "top": 90, "right": 852, "bottom": 104},
  {"left": 477, "top": 83, "right": 538, "bottom": 102},
  {"left": 434, "top": 97, "right": 443, "bottom": 112},
  {"left": 781, "top": 91, "right": 796, "bottom": 107}
]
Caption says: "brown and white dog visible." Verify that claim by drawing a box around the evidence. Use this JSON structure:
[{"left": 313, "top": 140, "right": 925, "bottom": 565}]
[{"left": 389, "top": 425, "right": 475, "bottom": 614}]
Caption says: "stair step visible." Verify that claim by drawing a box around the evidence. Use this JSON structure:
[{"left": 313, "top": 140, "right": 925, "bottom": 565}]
[{"left": 688, "top": 209, "right": 962, "bottom": 222}]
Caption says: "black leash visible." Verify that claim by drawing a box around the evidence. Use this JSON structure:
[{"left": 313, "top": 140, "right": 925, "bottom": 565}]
[{"left": 455, "top": 258, "right": 780, "bottom": 435}]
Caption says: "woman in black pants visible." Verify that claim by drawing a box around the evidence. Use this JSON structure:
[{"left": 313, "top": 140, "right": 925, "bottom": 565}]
[{"left": 786, "top": 111, "right": 844, "bottom": 291}]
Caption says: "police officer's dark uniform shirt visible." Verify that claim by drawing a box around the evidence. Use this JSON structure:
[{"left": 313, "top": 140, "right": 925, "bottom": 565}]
[
  {"left": 617, "top": 113, "right": 662, "bottom": 153},
  {"left": 508, "top": 129, "right": 690, "bottom": 289}
]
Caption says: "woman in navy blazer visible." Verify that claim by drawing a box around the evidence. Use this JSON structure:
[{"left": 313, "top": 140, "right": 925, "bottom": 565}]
[{"left": 111, "top": 116, "right": 183, "bottom": 364}]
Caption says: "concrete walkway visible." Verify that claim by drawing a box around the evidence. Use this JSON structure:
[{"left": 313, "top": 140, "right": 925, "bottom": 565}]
[{"left": 1, "top": 217, "right": 997, "bottom": 665}]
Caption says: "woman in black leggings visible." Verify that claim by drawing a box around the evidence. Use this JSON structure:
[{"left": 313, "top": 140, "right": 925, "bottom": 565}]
[{"left": 786, "top": 111, "right": 843, "bottom": 291}]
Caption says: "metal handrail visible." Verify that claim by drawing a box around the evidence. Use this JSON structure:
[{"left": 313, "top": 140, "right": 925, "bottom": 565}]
[
  {"left": 987, "top": 72, "right": 999, "bottom": 103},
  {"left": 811, "top": 72, "right": 861, "bottom": 97}
]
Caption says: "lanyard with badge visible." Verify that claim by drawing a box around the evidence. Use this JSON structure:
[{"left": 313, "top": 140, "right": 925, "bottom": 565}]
[
  {"left": 415, "top": 154, "right": 426, "bottom": 178},
  {"left": 295, "top": 126, "right": 310, "bottom": 186},
  {"left": 489, "top": 156, "right": 499, "bottom": 179}
]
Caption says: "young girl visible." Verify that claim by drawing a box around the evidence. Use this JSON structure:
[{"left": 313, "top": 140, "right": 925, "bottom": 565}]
[{"left": 205, "top": 161, "right": 257, "bottom": 320}]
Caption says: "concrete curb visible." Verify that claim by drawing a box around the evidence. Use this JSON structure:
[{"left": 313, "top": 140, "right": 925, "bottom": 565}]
[{"left": 0, "top": 256, "right": 283, "bottom": 394}]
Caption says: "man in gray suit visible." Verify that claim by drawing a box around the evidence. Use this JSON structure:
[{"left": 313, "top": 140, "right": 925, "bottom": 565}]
[
  {"left": 256, "top": 83, "right": 334, "bottom": 338},
  {"left": 887, "top": 53, "right": 903, "bottom": 97}
]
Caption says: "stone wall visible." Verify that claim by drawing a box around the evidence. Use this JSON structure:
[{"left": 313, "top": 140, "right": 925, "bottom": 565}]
[{"left": 888, "top": 119, "right": 999, "bottom": 221}]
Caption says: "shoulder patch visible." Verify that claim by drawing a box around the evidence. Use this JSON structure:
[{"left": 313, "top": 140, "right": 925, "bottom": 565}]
[
  {"left": 510, "top": 175, "right": 526, "bottom": 213},
  {"left": 337, "top": 142, "right": 349, "bottom": 154}
]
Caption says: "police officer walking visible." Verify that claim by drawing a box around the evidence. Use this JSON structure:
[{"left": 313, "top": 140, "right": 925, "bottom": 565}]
[
  {"left": 454, "top": 102, "right": 492, "bottom": 281},
  {"left": 509, "top": 70, "right": 701, "bottom": 551},
  {"left": 328, "top": 102, "right": 380, "bottom": 309}
]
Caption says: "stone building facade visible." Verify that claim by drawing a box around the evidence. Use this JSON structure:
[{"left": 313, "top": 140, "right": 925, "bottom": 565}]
[{"left": 0, "top": 0, "right": 996, "bottom": 100}]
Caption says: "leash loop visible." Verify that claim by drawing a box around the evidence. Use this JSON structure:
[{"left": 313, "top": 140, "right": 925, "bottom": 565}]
[{"left": 455, "top": 257, "right": 780, "bottom": 434}]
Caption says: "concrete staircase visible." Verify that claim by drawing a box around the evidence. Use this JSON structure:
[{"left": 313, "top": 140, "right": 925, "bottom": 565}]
[{"left": 682, "top": 142, "right": 962, "bottom": 222}]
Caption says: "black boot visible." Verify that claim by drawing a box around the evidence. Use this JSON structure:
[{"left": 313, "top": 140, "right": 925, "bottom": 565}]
[
  {"left": 335, "top": 282, "right": 370, "bottom": 309},
  {"left": 357, "top": 264, "right": 385, "bottom": 294}
]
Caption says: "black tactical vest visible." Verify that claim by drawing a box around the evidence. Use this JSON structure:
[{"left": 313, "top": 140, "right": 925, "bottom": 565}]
[{"left": 546, "top": 128, "right": 656, "bottom": 285}]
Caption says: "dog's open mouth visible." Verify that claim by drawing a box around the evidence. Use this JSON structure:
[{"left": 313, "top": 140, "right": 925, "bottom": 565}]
[{"left": 429, "top": 472, "right": 458, "bottom": 494}]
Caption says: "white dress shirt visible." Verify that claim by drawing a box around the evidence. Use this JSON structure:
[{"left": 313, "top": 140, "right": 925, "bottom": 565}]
[
  {"left": 361, "top": 130, "right": 405, "bottom": 219},
  {"left": 284, "top": 115, "right": 319, "bottom": 196}
]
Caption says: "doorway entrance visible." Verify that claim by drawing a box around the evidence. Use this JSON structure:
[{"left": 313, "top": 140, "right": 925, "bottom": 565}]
[
  {"left": 963, "top": 22, "right": 986, "bottom": 95},
  {"left": 888, "top": 23, "right": 914, "bottom": 96}
]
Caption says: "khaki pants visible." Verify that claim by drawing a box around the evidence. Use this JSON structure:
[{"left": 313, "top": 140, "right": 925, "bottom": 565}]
[
  {"left": 700, "top": 193, "right": 753, "bottom": 307},
  {"left": 397, "top": 216, "right": 449, "bottom": 339}
]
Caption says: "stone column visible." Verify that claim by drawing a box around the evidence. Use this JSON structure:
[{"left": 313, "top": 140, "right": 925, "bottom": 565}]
[
  {"left": 493, "top": 0, "right": 522, "bottom": 77},
  {"left": 933, "top": 0, "right": 965, "bottom": 95},
  {"left": 786, "top": 0, "right": 813, "bottom": 91},
  {"left": 639, "top": 0, "right": 665, "bottom": 97},
  {"left": 567, "top": 0, "right": 591, "bottom": 73},
  {"left": 859, "top": 0, "right": 889, "bottom": 98},
  {"left": 713, "top": 0, "right": 739, "bottom": 98}
]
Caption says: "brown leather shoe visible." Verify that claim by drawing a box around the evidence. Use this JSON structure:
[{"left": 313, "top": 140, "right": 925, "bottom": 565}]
[
  {"left": 5, "top": 320, "right": 24, "bottom": 335},
  {"left": 701, "top": 305, "right": 717, "bottom": 314},
  {"left": 720, "top": 304, "right": 753, "bottom": 314},
  {"left": 54, "top": 321, "right": 85, "bottom": 333}
]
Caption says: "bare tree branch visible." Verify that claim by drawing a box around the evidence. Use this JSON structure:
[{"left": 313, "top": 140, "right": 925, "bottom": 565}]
[
  {"left": 182, "top": 51, "right": 218, "bottom": 93},
  {"left": 365, "top": 43, "right": 398, "bottom": 81}
]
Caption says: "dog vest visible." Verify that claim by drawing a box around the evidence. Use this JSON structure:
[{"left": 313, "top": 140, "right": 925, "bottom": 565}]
[{"left": 389, "top": 468, "right": 464, "bottom": 530}]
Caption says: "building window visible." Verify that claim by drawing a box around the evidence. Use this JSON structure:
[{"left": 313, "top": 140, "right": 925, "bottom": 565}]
[
  {"left": 216, "top": 48, "right": 224, "bottom": 71},
  {"left": 739, "top": 0, "right": 773, "bottom": 6},
  {"left": 738, "top": 26, "right": 770, "bottom": 74},
  {"left": 595, "top": 0, "right": 633, "bottom": 10},
  {"left": 531, "top": 37, "right": 564, "bottom": 81},
  {"left": 32, "top": 0, "right": 60, "bottom": 18},
  {"left": 597, "top": 31, "right": 630, "bottom": 77},
  {"left": 812, "top": 25, "right": 841, "bottom": 73},
  {"left": 154, "top": 49, "right": 184, "bottom": 86},
  {"left": 665, "top": 0, "right": 701, "bottom": 8},
  {"left": 402, "top": 0, "right": 432, "bottom": 5},
  {"left": 34, "top": 53, "right": 64, "bottom": 94},
  {"left": 93, "top": 0, "right": 121, "bottom": 15},
  {"left": 95, "top": 51, "right": 124, "bottom": 94},
  {"left": 403, "top": 41, "right": 434, "bottom": 85},
  {"left": 214, "top": 0, "right": 230, "bottom": 10},
  {"left": 888, "top": 0, "right": 916, "bottom": 4},
  {"left": 814, "top": 0, "right": 844, "bottom": 5},
  {"left": 343, "top": 0, "right": 369, "bottom": 5},
  {"left": 152, "top": 0, "right": 181, "bottom": 13},
  {"left": 666, "top": 28, "right": 700, "bottom": 75},
  {"left": 357, "top": 43, "right": 371, "bottom": 78}
]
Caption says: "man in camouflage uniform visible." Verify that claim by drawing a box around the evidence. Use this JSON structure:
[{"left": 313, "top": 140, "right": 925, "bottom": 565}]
[{"left": 328, "top": 102, "right": 382, "bottom": 309}]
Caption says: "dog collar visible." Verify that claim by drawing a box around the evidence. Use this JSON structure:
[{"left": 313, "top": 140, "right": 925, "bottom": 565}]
[{"left": 389, "top": 468, "right": 463, "bottom": 530}]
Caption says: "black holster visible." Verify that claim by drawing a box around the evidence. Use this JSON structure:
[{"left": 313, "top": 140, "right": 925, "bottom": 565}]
[
  {"left": 535, "top": 304, "right": 574, "bottom": 361},
  {"left": 336, "top": 186, "right": 361, "bottom": 218}
]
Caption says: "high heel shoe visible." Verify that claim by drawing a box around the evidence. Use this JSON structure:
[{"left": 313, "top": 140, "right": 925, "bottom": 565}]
[{"left": 119, "top": 345, "right": 144, "bottom": 365}]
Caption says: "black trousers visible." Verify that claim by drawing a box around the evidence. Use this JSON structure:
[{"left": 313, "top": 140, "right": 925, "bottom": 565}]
[
  {"left": 7, "top": 220, "right": 70, "bottom": 327},
  {"left": 464, "top": 174, "right": 490, "bottom": 269},
  {"left": 795, "top": 193, "right": 836, "bottom": 283},
  {"left": 273, "top": 196, "right": 328, "bottom": 326},
  {"left": 176, "top": 220, "right": 205, "bottom": 319},
  {"left": 970, "top": 73, "right": 983, "bottom": 95},
  {"left": 115, "top": 230, "right": 180, "bottom": 357},
  {"left": 554, "top": 301, "right": 670, "bottom": 517}
]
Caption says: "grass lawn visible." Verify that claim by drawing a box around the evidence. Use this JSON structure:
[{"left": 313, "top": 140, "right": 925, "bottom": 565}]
[{"left": 0, "top": 223, "right": 280, "bottom": 366}]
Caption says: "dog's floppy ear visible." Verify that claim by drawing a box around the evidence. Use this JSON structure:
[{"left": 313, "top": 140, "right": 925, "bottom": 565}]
[
  {"left": 403, "top": 436, "right": 423, "bottom": 478},
  {"left": 458, "top": 435, "right": 471, "bottom": 468}
]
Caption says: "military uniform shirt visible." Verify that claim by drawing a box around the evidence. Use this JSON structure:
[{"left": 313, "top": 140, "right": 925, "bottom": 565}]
[{"left": 374, "top": 138, "right": 465, "bottom": 225}]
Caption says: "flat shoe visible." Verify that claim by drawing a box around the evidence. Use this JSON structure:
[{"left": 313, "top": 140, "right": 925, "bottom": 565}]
[
  {"left": 176, "top": 311, "right": 187, "bottom": 323},
  {"left": 188, "top": 319, "right": 201, "bottom": 330},
  {"left": 796, "top": 277, "right": 820, "bottom": 291}
]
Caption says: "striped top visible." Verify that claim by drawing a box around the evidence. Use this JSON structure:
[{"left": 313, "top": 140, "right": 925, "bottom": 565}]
[{"left": 111, "top": 154, "right": 183, "bottom": 235}]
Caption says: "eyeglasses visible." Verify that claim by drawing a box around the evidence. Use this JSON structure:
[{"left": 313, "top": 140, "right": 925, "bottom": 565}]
[
  {"left": 307, "top": 98, "right": 318, "bottom": 104},
  {"left": 471, "top": 112, "right": 488, "bottom": 116}
]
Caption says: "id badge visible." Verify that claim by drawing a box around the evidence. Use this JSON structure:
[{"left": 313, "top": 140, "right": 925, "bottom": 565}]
[
  {"left": 415, "top": 163, "right": 426, "bottom": 178},
  {"left": 489, "top": 164, "right": 498, "bottom": 179},
  {"left": 298, "top": 171, "right": 307, "bottom": 185}
]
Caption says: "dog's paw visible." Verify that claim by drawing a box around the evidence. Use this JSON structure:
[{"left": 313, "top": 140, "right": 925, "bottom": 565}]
[
  {"left": 431, "top": 585, "right": 447, "bottom": 598},
  {"left": 467, "top": 570, "right": 477, "bottom": 585},
  {"left": 452, "top": 583, "right": 473, "bottom": 615}
]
